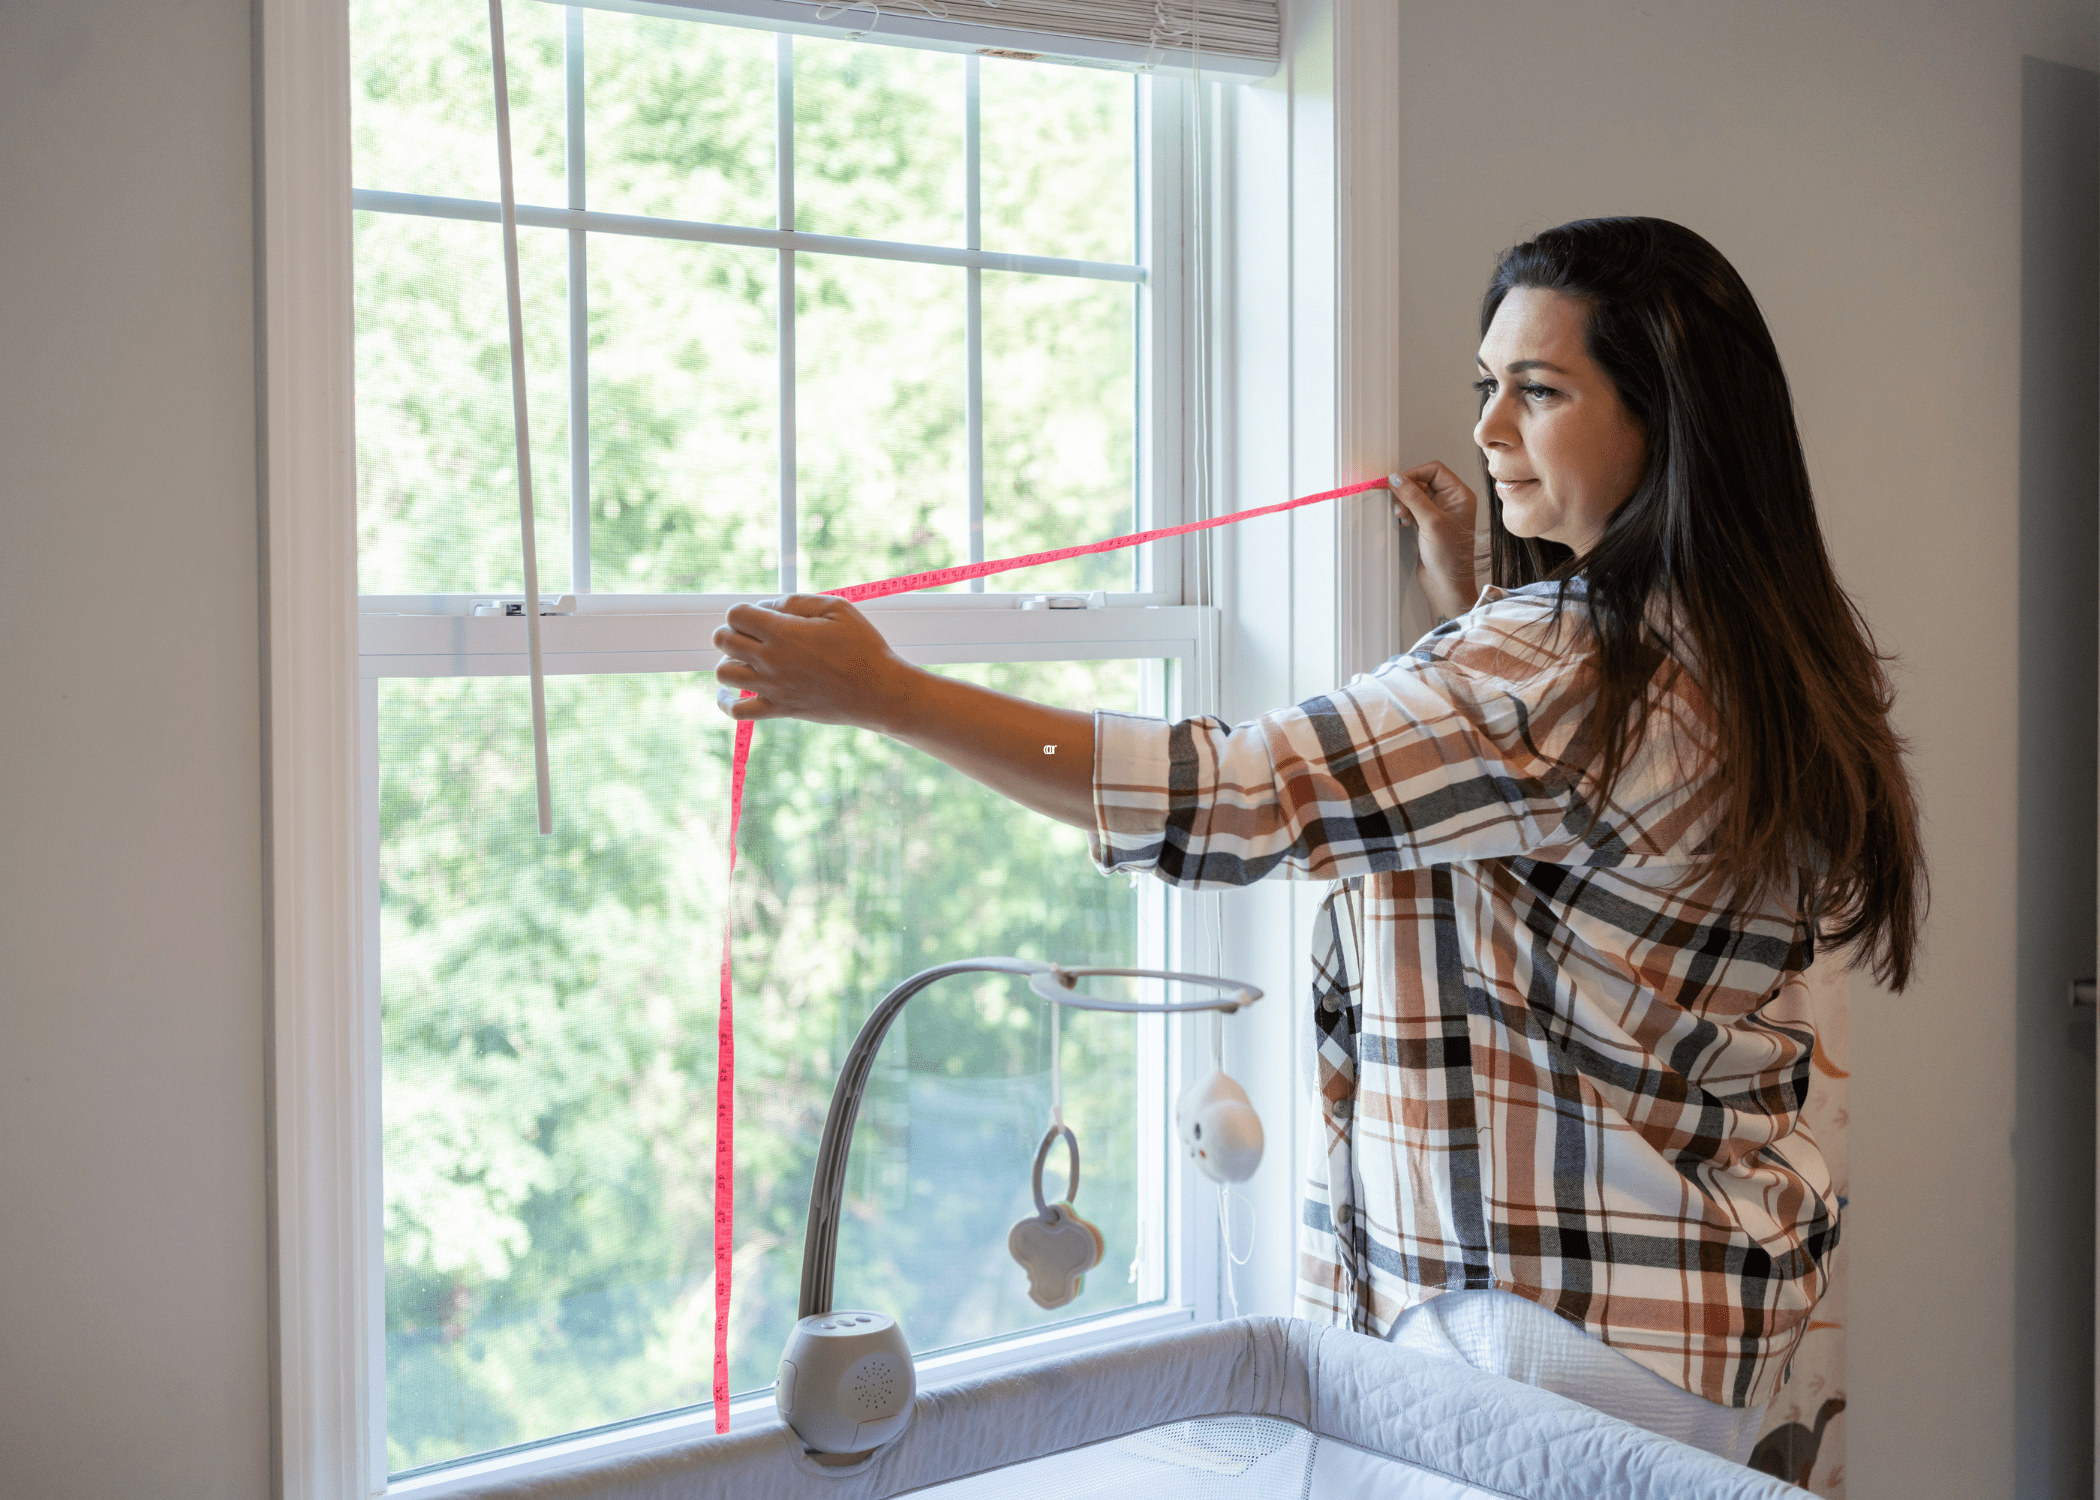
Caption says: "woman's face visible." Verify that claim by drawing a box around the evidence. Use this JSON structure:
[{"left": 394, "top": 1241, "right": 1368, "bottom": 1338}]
[{"left": 1473, "top": 287, "right": 1647, "bottom": 556}]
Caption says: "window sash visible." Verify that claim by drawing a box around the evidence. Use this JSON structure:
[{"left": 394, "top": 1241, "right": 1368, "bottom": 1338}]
[
  {"left": 352, "top": 18, "right": 1186, "bottom": 610},
  {"left": 358, "top": 611, "right": 1221, "bottom": 1491}
]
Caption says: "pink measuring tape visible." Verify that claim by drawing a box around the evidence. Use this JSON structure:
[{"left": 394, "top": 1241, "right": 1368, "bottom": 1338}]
[{"left": 708, "top": 474, "right": 1391, "bottom": 1430}]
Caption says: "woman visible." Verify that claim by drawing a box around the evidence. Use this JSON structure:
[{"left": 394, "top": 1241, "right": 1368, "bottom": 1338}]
[{"left": 710, "top": 217, "right": 1924, "bottom": 1463}]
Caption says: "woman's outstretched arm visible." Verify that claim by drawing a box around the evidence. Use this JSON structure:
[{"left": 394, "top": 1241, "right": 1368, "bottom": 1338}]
[{"left": 711, "top": 594, "right": 1097, "bottom": 829}]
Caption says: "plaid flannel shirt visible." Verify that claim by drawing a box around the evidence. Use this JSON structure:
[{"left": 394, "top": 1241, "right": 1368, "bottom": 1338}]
[{"left": 1090, "top": 581, "right": 1837, "bottom": 1408}]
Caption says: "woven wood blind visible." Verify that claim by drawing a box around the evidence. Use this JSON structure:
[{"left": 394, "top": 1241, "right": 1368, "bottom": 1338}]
[{"left": 574, "top": 0, "right": 1283, "bottom": 77}]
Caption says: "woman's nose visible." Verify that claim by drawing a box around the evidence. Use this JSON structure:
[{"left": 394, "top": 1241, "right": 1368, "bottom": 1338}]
[{"left": 1473, "top": 392, "right": 1516, "bottom": 452}]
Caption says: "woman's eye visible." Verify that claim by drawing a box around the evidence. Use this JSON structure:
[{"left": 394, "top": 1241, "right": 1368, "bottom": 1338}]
[
  {"left": 1470, "top": 378, "right": 1496, "bottom": 398},
  {"left": 1522, "top": 383, "right": 1558, "bottom": 400}
]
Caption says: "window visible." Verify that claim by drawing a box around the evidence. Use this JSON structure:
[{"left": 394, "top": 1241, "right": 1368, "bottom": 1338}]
[{"left": 349, "top": 0, "right": 1211, "bottom": 1482}]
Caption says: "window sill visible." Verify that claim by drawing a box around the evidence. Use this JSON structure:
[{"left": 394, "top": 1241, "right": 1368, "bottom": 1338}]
[{"left": 383, "top": 1302, "right": 1197, "bottom": 1498}]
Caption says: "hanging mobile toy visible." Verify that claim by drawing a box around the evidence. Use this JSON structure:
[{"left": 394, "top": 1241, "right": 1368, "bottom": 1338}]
[
  {"left": 1176, "top": 1059, "right": 1266, "bottom": 1184},
  {"left": 1008, "top": 1002, "right": 1105, "bottom": 1309},
  {"left": 780, "top": 958, "right": 1262, "bottom": 1456}
]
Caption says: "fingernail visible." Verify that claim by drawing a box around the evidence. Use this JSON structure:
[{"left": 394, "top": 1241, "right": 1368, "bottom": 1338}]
[{"left": 716, "top": 687, "right": 737, "bottom": 709}]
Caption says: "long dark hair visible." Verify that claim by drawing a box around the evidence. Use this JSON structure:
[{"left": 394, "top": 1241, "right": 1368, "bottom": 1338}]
[{"left": 1483, "top": 217, "right": 1925, "bottom": 989}]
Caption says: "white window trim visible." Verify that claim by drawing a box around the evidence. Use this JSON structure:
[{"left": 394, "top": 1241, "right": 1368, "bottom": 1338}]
[
  {"left": 259, "top": 2, "right": 369, "bottom": 1497},
  {"left": 1193, "top": 0, "right": 1409, "bottom": 1319},
  {"left": 260, "top": 0, "right": 1404, "bottom": 1495}
]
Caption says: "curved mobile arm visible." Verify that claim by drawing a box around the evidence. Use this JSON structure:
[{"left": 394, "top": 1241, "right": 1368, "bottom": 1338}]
[
  {"left": 1031, "top": 965, "right": 1260, "bottom": 1014},
  {"left": 796, "top": 957, "right": 1263, "bottom": 1320}
]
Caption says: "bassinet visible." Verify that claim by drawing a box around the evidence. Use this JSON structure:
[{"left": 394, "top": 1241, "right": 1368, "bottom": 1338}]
[{"left": 443, "top": 1315, "right": 1806, "bottom": 1499}]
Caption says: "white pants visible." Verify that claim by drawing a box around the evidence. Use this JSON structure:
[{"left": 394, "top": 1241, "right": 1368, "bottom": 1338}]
[{"left": 1386, "top": 1289, "right": 1766, "bottom": 1464}]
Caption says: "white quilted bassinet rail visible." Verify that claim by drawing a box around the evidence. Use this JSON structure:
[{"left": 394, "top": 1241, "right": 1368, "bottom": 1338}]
[{"left": 442, "top": 1316, "right": 1808, "bottom": 1500}]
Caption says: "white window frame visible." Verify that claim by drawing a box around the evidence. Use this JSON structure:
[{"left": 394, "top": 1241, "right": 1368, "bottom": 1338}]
[{"left": 261, "top": 1, "right": 1404, "bottom": 1496}]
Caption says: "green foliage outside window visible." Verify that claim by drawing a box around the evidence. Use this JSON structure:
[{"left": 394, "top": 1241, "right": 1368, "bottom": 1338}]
[
  {"left": 378, "top": 665, "right": 1150, "bottom": 1471},
  {"left": 351, "top": 0, "right": 1157, "bottom": 1472}
]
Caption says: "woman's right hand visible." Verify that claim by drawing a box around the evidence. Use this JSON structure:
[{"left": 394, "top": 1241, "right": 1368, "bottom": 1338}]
[
  {"left": 1391, "top": 462, "right": 1480, "bottom": 621},
  {"left": 711, "top": 594, "right": 920, "bottom": 729}
]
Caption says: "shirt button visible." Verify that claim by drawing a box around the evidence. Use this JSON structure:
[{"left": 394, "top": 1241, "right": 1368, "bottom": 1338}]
[
  {"left": 1335, "top": 1203, "right": 1353, "bottom": 1228},
  {"left": 1320, "top": 991, "right": 1342, "bottom": 1013}
]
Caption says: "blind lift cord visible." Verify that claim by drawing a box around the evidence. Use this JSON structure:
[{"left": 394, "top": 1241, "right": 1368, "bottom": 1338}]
[{"left": 489, "top": 0, "right": 555, "bottom": 836}]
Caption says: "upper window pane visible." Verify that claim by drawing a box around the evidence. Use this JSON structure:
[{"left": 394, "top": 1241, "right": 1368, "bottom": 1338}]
[
  {"left": 795, "top": 254, "right": 966, "bottom": 591},
  {"left": 980, "top": 58, "right": 1135, "bottom": 264},
  {"left": 352, "top": 9, "right": 1145, "bottom": 603},
  {"left": 351, "top": 0, "right": 566, "bottom": 207},
  {"left": 982, "top": 271, "right": 1137, "bottom": 593},
  {"left": 792, "top": 38, "right": 965, "bottom": 245},
  {"left": 583, "top": 11, "right": 777, "bottom": 228},
  {"left": 355, "top": 210, "right": 572, "bottom": 595},
  {"left": 589, "top": 235, "right": 780, "bottom": 592}
]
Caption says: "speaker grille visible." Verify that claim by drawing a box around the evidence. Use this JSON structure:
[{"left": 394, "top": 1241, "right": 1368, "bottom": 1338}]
[{"left": 846, "top": 1354, "right": 904, "bottom": 1417}]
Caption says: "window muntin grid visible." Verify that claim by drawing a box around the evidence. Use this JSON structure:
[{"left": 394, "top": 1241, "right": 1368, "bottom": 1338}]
[{"left": 352, "top": 1, "right": 1148, "bottom": 603}]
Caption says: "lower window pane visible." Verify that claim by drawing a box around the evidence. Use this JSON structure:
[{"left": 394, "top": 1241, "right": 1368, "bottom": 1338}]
[{"left": 377, "top": 659, "right": 1163, "bottom": 1473}]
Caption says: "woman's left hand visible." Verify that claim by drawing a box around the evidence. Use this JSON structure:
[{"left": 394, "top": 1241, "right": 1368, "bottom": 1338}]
[{"left": 1391, "top": 463, "right": 1480, "bottom": 621}]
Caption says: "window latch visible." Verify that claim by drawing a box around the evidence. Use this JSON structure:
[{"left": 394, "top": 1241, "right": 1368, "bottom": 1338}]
[
  {"left": 473, "top": 594, "right": 578, "bottom": 617},
  {"left": 1020, "top": 591, "right": 1107, "bottom": 611}
]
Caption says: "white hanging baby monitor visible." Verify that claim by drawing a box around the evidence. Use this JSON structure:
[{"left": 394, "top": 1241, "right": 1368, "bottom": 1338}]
[
  {"left": 1176, "top": 1070, "right": 1264, "bottom": 1183},
  {"left": 776, "top": 1310, "right": 915, "bottom": 1454}
]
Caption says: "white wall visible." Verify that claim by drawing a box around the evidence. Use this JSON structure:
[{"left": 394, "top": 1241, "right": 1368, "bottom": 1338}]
[
  {"left": 0, "top": 2, "right": 270, "bottom": 1498},
  {"left": 1383, "top": 3, "right": 2097, "bottom": 1496}
]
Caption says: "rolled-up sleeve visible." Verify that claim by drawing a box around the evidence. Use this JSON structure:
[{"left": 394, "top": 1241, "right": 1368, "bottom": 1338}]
[
  {"left": 1090, "top": 709, "right": 1179, "bottom": 873},
  {"left": 1090, "top": 631, "right": 1620, "bottom": 888}
]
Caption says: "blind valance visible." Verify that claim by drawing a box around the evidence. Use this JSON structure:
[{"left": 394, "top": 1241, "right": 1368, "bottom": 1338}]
[{"left": 563, "top": 0, "right": 1282, "bottom": 78}]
